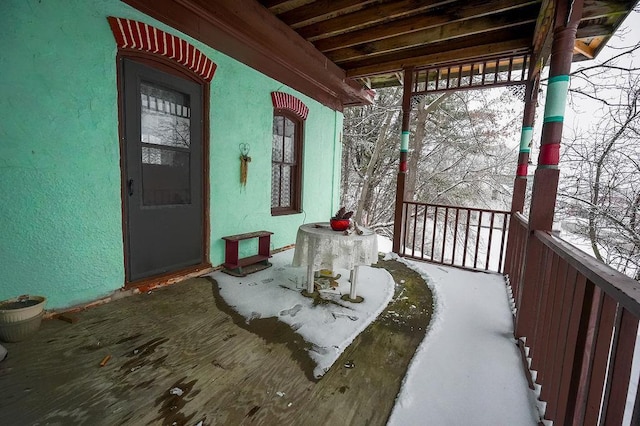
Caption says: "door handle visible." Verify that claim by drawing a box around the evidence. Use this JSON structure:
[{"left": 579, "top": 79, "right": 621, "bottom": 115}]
[{"left": 128, "top": 178, "right": 134, "bottom": 196}]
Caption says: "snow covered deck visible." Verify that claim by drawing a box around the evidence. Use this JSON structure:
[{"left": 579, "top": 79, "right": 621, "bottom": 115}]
[{"left": 0, "top": 244, "right": 541, "bottom": 424}]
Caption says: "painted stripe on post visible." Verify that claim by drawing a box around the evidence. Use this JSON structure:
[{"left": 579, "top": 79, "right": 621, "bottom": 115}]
[
  {"left": 539, "top": 143, "right": 560, "bottom": 166},
  {"left": 543, "top": 75, "right": 570, "bottom": 123},
  {"left": 520, "top": 126, "right": 533, "bottom": 153},
  {"left": 517, "top": 164, "right": 528, "bottom": 176},
  {"left": 401, "top": 131, "right": 409, "bottom": 152}
]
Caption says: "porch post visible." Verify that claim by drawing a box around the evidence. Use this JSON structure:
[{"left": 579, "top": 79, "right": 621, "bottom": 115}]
[
  {"left": 392, "top": 67, "right": 414, "bottom": 253},
  {"left": 516, "top": 0, "right": 584, "bottom": 339},
  {"left": 527, "top": 0, "right": 583, "bottom": 231},
  {"left": 510, "top": 76, "right": 539, "bottom": 213}
]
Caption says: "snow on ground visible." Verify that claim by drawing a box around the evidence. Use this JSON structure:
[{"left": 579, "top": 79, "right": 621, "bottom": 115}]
[
  {"left": 387, "top": 254, "right": 540, "bottom": 425},
  {"left": 212, "top": 235, "right": 541, "bottom": 424},
  {"left": 210, "top": 249, "right": 394, "bottom": 378}
]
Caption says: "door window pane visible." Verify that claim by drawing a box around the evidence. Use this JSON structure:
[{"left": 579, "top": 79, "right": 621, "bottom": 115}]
[
  {"left": 142, "top": 147, "right": 191, "bottom": 205},
  {"left": 141, "top": 82, "right": 191, "bottom": 148}
]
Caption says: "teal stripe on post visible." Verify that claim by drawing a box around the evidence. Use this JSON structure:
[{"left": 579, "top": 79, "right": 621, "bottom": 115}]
[
  {"left": 520, "top": 126, "right": 533, "bottom": 152},
  {"left": 401, "top": 131, "right": 409, "bottom": 152},
  {"left": 543, "top": 75, "right": 570, "bottom": 123}
]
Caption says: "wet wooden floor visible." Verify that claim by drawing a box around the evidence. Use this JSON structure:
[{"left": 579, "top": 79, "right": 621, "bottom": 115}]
[{"left": 0, "top": 259, "right": 432, "bottom": 425}]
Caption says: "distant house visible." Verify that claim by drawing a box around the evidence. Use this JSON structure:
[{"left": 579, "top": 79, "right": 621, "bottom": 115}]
[{"left": 0, "top": 0, "right": 372, "bottom": 309}]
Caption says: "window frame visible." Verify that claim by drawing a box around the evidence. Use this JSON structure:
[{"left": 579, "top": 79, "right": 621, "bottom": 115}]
[{"left": 271, "top": 108, "right": 304, "bottom": 216}]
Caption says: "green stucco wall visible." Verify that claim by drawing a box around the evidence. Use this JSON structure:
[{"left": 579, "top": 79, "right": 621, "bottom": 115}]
[{"left": 0, "top": 0, "right": 343, "bottom": 309}]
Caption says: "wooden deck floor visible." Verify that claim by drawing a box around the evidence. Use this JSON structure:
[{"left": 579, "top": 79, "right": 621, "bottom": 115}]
[{"left": 0, "top": 259, "right": 432, "bottom": 425}]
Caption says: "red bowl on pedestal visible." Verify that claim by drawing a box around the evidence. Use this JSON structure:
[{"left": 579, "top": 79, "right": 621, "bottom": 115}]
[{"left": 330, "top": 219, "right": 350, "bottom": 231}]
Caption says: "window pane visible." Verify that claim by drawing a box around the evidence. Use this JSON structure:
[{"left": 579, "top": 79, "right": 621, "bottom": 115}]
[
  {"left": 141, "top": 82, "right": 191, "bottom": 149},
  {"left": 284, "top": 136, "right": 294, "bottom": 163},
  {"left": 283, "top": 118, "right": 295, "bottom": 163},
  {"left": 284, "top": 117, "right": 295, "bottom": 138},
  {"left": 281, "top": 165, "right": 291, "bottom": 207},
  {"left": 271, "top": 164, "right": 280, "bottom": 207},
  {"left": 142, "top": 147, "right": 190, "bottom": 205},
  {"left": 272, "top": 116, "right": 284, "bottom": 161}
]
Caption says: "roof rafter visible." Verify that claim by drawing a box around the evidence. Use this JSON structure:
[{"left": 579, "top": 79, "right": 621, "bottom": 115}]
[{"left": 327, "top": 5, "right": 540, "bottom": 64}]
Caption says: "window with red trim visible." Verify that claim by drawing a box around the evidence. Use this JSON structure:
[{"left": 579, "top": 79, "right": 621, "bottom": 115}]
[{"left": 271, "top": 110, "right": 303, "bottom": 215}]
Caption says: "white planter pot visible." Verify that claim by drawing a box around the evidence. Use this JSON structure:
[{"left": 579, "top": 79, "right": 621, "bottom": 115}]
[{"left": 0, "top": 295, "right": 46, "bottom": 342}]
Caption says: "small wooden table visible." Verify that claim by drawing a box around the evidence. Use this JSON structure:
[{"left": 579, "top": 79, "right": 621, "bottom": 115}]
[{"left": 292, "top": 223, "right": 377, "bottom": 299}]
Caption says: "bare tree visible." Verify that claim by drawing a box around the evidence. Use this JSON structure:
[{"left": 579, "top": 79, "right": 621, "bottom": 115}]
[
  {"left": 559, "top": 74, "right": 640, "bottom": 278},
  {"left": 341, "top": 86, "right": 523, "bottom": 238}
]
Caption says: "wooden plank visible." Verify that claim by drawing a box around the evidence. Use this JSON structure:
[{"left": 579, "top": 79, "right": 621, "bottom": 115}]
[
  {"left": 278, "top": 0, "right": 376, "bottom": 27},
  {"left": 315, "top": 0, "right": 539, "bottom": 49},
  {"left": 541, "top": 256, "right": 569, "bottom": 418},
  {"left": 326, "top": 6, "right": 538, "bottom": 63},
  {"left": 531, "top": 249, "right": 556, "bottom": 376},
  {"left": 602, "top": 308, "right": 638, "bottom": 424},
  {"left": 555, "top": 273, "right": 587, "bottom": 424},
  {"left": 346, "top": 35, "right": 532, "bottom": 78},
  {"left": 0, "top": 260, "right": 434, "bottom": 426},
  {"left": 296, "top": 0, "right": 456, "bottom": 40},
  {"left": 583, "top": 295, "right": 617, "bottom": 424},
  {"left": 535, "top": 230, "right": 640, "bottom": 318},
  {"left": 222, "top": 230, "right": 273, "bottom": 241}
]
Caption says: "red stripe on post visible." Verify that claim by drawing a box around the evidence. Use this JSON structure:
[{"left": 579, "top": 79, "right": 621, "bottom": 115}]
[
  {"left": 517, "top": 164, "right": 528, "bottom": 176},
  {"left": 539, "top": 143, "right": 560, "bottom": 166}
]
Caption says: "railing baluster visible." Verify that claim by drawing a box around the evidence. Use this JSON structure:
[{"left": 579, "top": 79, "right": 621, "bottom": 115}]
[
  {"left": 421, "top": 204, "right": 428, "bottom": 259},
  {"left": 498, "top": 213, "right": 508, "bottom": 273},
  {"left": 411, "top": 204, "right": 418, "bottom": 257},
  {"left": 485, "top": 211, "right": 495, "bottom": 270},
  {"left": 402, "top": 202, "right": 410, "bottom": 256},
  {"left": 601, "top": 306, "right": 638, "bottom": 424},
  {"left": 473, "top": 210, "right": 482, "bottom": 269},
  {"left": 451, "top": 208, "right": 460, "bottom": 266},
  {"left": 462, "top": 210, "right": 471, "bottom": 267},
  {"left": 441, "top": 207, "right": 449, "bottom": 263},
  {"left": 431, "top": 206, "right": 438, "bottom": 262},
  {"left": 583, "top": 294, "right": 617, "bottom": 424}
]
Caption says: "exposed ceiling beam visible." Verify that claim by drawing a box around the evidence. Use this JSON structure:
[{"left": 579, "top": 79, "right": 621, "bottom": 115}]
[
  {"left": 327, "top": 5, "right": 539, "bottom": 64},
  {"left": 297, "top": 0, "right": 458, "bottom": 41},
  {"left": 262, "top": 0, "right": 316, "bottom": 14},
  {"left": 574, "top": 39, "right": 596, "bottom": 58},
  {"left": 279, "top": 0, "right": 379, "bottom": 27},
  {"left": 582, "top": 0, "right": 634, "bottom": 20},
  {"left": 577, "top": 24, "right": 615, "bottom": 38},
  {"left": 314, "top": 0, "right": 540, "bottom": 53},
  {"left": 346, "top": 36, "right": 533, "bottom": 78}
]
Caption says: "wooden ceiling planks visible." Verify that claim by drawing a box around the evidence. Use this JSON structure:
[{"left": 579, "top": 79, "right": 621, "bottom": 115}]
[
  {"left": 326, "top": 4, "right": 540, "bottom": 64},
  {"left": 258, "top": 0, "right": 637, "bottom": 87},
  {"left": 315, "top": 0, "right": 540, "bottom": 53}
]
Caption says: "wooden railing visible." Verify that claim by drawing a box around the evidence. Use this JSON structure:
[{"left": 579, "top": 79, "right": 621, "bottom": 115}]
[
  {"left": 399, "top": 202, "right": 510, "bottom": 273},
  {"left": 398, "top": 206, "right": 640, "bottom": 423},
  {"left": 505, "top": 212, "right": 640, "bottom": 425}
]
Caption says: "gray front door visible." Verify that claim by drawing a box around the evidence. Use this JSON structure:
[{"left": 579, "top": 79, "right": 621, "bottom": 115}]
[{"left": 121, "top": 59, "right": 204, "bottom": 282}]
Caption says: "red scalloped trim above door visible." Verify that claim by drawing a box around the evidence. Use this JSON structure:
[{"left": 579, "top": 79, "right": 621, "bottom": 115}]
[{"left": 107, "top": 16, "right": 217, "bottom": 82}]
